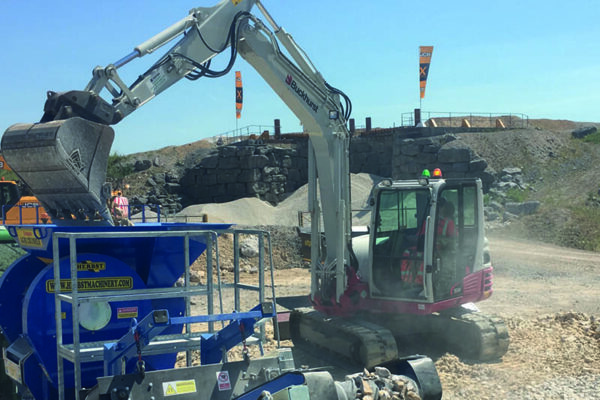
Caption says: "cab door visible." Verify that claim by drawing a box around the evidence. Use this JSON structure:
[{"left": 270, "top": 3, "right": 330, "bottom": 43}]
[
  {"left": 370, "top": 186, "right": 431, "bottom": 301},
  {"left": 432, "top": 181, "right": 482, "bottom": 301},
  {"left": 0, "top": 181, "right": 20, "bottom": 222}
]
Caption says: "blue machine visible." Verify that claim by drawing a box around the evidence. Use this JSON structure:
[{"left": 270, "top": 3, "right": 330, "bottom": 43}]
[{"left": 0, "top": 222, "right": 230, "bottom": 400}]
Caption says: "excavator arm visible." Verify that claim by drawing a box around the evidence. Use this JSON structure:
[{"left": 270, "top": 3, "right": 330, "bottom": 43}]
[
  {"left": 42, "top": 1, "right": 254, "bottom": 125},
  {"left": 235, "top": 8, "right": 353, "bottom": 302},
  {"left": 1, "top": 0, "right": 352, "bottom": 301}
]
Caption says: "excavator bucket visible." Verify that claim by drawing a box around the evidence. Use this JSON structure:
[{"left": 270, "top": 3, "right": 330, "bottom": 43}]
[{"left": 1, "top": 117, "right": 114, "bottom": 225}]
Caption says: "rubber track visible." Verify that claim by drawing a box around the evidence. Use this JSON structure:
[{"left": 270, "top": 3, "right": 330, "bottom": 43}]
[
  {"left": 455, "top": 311, "right": 510, "bottom": 361},
  {"left": 363, "top": 310, "right": 509, "bottom": 362},
  {"left": 290, "top": 308, "right": 398, "bottom": 368}
]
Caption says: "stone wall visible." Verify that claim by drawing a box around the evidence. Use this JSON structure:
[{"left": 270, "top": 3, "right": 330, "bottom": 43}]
[
  {"left": 180, "top": 143, "right": 308, "bottom": 205},
  {"left": 177, "top": 132, "right": 495, "bottom": 208},
  {"left": 349, "top": 133, "right": 393, "bottom": 177},
  {"left": 392, "top": 134, "right": 494, "bottom": 190}
]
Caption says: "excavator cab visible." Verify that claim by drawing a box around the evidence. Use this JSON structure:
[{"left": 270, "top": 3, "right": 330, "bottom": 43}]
[
  {"left": 369, "top": 175, "right": 487, "bottom": 304},
  {"left": 0, "top": 180, "right": 20, "bottom": 211}
]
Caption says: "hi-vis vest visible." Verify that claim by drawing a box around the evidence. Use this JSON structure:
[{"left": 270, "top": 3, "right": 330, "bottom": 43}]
[
  {"left": 401, "top": 218, "right": 455, "bottom": 284},
  {"left": 401, "top": 249, "right": 424, "bottom": 284},
  {"left": 113, "top": 196, "right": 129, "bottom": 217}
]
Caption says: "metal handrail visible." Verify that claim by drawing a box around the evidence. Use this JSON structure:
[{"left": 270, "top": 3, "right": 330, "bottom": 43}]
[
  {"left": 53, "top": 228, "right": 217, "bottom": 400},
  {"left": 51, "top": 226, "right": 276, "bottom": 400},
  {"left": 400, "top": 111, "right": 530, "bottom": 128},
  {"left": 216, "top": 124, "right": 276, "bottom": 145}
]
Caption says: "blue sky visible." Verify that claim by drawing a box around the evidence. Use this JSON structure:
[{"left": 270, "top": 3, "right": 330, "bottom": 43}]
[{"left": 1, "top": 0, "right": 598, "bottom": 154}]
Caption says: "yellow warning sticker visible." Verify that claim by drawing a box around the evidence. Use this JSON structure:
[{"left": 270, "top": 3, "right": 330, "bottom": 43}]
[
  {"left": 162, "top": 380, "right": 197, "bottom": 396},
  {"left": 16, "top": 228, "right": 42, "bottom": 248},
  {"left": 45, "top": 277, "right": 133, "bottom": 293},
  {"left": 165, "top": 384, "right": 176, "bottom": 396},
  {"left": 231, "top": 0, "right": 242, "bottom": 5}
]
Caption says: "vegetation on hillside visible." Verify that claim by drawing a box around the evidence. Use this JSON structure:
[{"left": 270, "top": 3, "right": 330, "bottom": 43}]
[
  {"left": 106, "top": 152, "right": 134, "bottom": 184},
  {"left": 582, "top": 130, "right": 600, "bottom": 145},
  {"left": 497, "top": 131, "right": 600, "bottom": 251}
]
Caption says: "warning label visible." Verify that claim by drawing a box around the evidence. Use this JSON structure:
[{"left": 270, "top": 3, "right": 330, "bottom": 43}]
[
  {"left": 45, "top": 277, "right": 133, "bottom": 293},
  {"left": 16, "top": 228, "right": 42, "bottom": 248},
  {"left": 217, "top": 371, "right": 232, "bottom": 391},
  {"left": 3, "top": 356, "right": 21, "bottom": 383},
  {"left": 117, "top": 306, "right": 138, "bottom": 319},
  {"left": 162, "top": 380, "right": 197, "bottom": 396}
]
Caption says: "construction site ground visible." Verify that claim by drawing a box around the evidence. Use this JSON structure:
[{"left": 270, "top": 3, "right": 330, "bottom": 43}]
[{"left": 189, "top": 228, "right": 600, "bottom": 399}]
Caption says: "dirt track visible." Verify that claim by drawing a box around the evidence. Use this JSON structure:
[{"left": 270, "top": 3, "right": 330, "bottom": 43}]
[{"left": 482, "top": 233, "right": 600, "bottom": 318}]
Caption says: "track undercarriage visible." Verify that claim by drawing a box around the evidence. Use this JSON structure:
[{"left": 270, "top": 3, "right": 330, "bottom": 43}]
[{"left": 289, "top": 306, "right": 509, "bottom": 368}]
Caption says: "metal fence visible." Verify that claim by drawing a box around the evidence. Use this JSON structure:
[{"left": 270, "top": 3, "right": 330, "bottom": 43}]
[
  {"left": 400, "top": 112, "right": 529, "bottom": 129},
  {"left": 214, "top": 124, "right": 276, "bottom": 145}
]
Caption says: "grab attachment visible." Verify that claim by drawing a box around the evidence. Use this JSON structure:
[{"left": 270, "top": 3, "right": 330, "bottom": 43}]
[{"left": 1, "top": 117, "right": 114, "bottom": 225}]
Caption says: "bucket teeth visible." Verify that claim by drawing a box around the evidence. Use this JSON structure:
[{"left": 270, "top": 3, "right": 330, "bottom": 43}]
[{"left": 2, "top": 117, "right": 115, "bottom": 225}]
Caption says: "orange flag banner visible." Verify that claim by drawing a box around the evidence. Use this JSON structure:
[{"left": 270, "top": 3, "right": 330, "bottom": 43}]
[
  {"left": 0, "top": 155, "right": 9, "bottom": 170},
  {"left": 235, "top": 71, "right": 243, "bottom": 119},
  {"left": 419, "top": 46, "right": 434, "bottom": 99}
]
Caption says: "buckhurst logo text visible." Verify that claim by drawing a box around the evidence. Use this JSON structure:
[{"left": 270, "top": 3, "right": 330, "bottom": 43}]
[{"left": 286, "top": 75, "right": 318, "bottom": 113}]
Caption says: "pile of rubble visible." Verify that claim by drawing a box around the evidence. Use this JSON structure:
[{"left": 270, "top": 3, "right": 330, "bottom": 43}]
[
  {"left": 485, "top": 167, "right": 540, "bottom": 224},
  {"left": 437, "top": 312, "right": 600, "bottom": 399}
]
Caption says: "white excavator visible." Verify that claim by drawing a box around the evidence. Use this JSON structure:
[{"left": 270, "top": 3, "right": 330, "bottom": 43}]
[{"left": 2, "top": 0, "right": 507, "bottom": 375}]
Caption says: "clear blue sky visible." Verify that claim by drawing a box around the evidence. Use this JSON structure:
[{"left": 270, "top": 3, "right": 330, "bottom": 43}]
[{"left": 1, "top": 0, "right": 598, "bottom": 154}]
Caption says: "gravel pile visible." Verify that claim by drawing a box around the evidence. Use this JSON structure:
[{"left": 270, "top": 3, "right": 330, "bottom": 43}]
[
  {"left": 506, "top": 374, "right": 600, "bottom": 400},
  {"left": 177, "top": 172, "right": 378, "bottom": 226},
  {"left": 437, "top": 312, "right": 600, "bottom": 399}
]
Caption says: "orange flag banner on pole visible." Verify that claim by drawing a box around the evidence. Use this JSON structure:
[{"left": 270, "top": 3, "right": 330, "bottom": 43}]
[
  {"left": 0, "top": 155, "right": 10, "bottom": 170},
  {"left": 235, "top": 71, "right": 243, "bottom": 119},
  {"left": 419, "top": 46, "right": 433, "bottom": 99}
]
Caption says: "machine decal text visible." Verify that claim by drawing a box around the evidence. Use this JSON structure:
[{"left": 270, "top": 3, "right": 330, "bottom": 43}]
[
  {"left": 45, "top": 277, "right": 133, "bottom": 293},
  {"left": 77, "top": 261, "right": 106, "bottom": 272},
  {"left": 16, "top": 228, "right": 43, "bottom": 248},
  {"left": 286, "top": 75, "right": 319, "bottom": 113}
]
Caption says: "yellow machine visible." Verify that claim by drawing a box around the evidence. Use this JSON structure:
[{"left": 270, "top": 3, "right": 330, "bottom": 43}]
[{"left": 0, "top": 156, "right": 49, "bottom": 226}]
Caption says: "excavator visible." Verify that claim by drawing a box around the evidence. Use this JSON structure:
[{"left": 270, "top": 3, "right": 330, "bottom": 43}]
[{"left": 1, "top": 0, "right": 505, "bottom": 385}]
